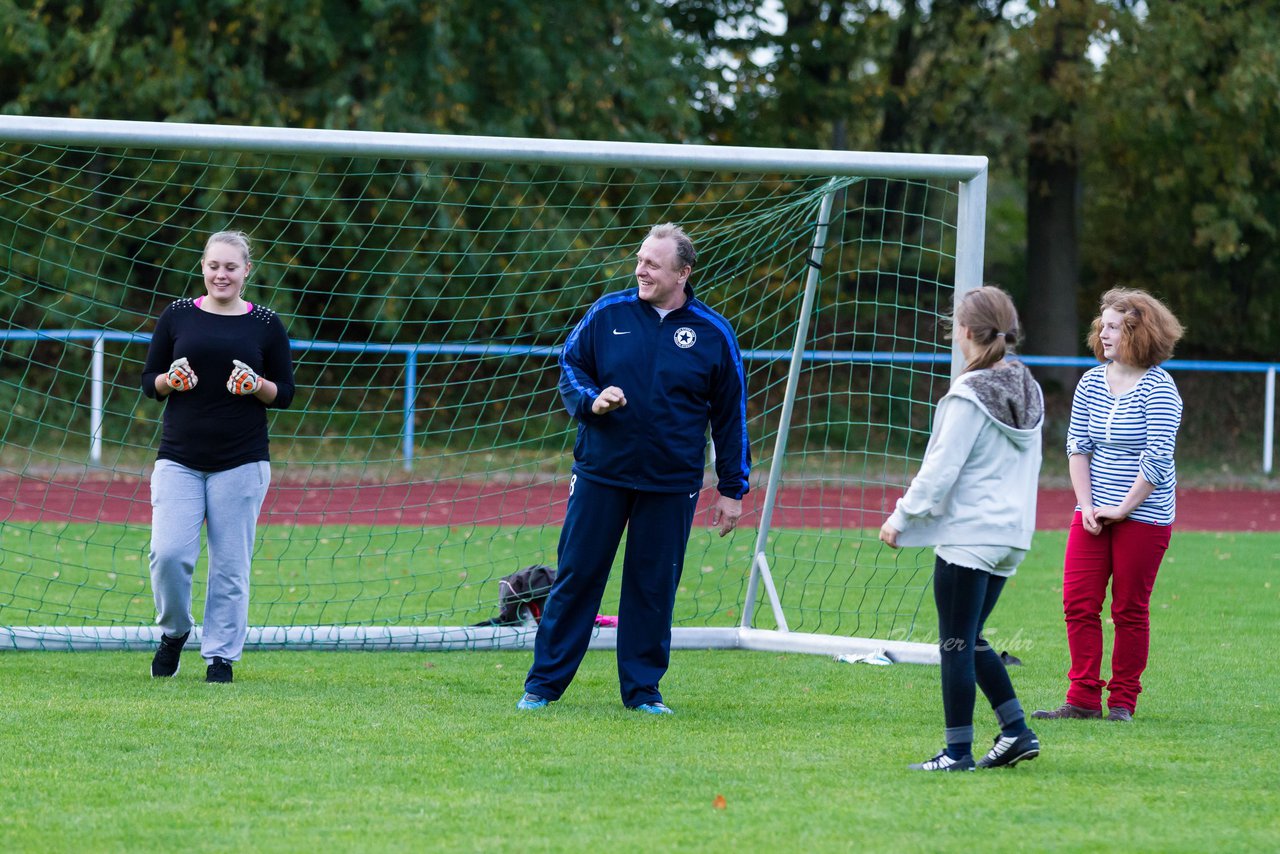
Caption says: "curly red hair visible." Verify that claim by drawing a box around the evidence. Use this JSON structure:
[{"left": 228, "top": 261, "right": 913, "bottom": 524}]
[{"left": 1086, "top": 288, "right": 1183, "bottom": 367}]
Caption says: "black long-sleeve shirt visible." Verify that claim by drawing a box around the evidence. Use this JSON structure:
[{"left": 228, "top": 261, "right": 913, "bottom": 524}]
[{"left": 141, "top": 298, "right": 295, "bottom": 472}]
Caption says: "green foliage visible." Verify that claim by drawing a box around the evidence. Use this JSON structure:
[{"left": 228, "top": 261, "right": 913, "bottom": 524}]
[
  {"left": 0, "top": 0, "right": 716, "bottom": 346},
  {"left": 4, "top": 0, "right": 1276, "bottom": 365},
  {"left": 1, "top": 0, "right": 705, "bottom": 141},
  {"left": 1, "top": 124, "right": 959, "bottom": 459},
  {"left": 1083, "top": 1, "right": 1280, "bottom": 357},
  {"left": 673, "top": 0, "right": 1280, "bottom": 362},
  {"left": 672, "top": 0, "right": 1018, "bottom": 157}
]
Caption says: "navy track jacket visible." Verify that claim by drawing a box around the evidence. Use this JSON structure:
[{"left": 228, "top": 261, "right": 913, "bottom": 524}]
[{"left": 559, "top": 285, "right": 751, "bottom": 499}]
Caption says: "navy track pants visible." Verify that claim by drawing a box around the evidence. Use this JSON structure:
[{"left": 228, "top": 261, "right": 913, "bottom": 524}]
[{"left": 524, "top": 474, "right": 697, "bottom": 708}]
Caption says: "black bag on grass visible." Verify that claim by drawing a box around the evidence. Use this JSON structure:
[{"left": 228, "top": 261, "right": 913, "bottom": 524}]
[{"left": 472, "top": 564, "right": 557, "bottom": 626}]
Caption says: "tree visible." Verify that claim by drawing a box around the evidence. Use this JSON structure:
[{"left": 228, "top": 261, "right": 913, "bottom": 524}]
[
  {"left": 671, "top": 0, "right": 1016, "bottom": 156},
  {"left": 667, "top": 0, "right": 1024, "bottom": 362},
  {"left": 0, "top": 0, "right": 713, "bottom": 330},
  {"left": 994, "top": 0, "right": 1120, "bottom": 382},
  {"left": 0, "top": 0, "right": 705, "bottom": 141},
  {"left": 1083, "top": 0, "right": 1280, "bottom": 358}
]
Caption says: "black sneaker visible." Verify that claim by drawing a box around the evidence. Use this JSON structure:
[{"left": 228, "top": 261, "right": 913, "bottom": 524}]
[
  {"left": 977, "top": 729, "right": 1041, "bottom": 769},
  {"left": 206, "top": 657, "right": 234, "bottom": 684},
  {"left": 908, "top": 751, "right": 975, "bottom": 772},
  {"left": 1106, "top": 707, "right": 1134, "bottom": 722},
  {"left": 151, "top": 631, "right": 189, "bottom": 678}
]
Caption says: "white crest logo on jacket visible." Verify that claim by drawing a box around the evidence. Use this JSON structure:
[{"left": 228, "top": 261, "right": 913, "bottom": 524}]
[{"left": 674, "top": 327, "right": 696, "bottom": 348}]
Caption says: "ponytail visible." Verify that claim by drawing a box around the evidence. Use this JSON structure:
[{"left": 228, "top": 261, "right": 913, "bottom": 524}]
[{"left": 953, "top": 286, "right": 1022, "bottom": 372}]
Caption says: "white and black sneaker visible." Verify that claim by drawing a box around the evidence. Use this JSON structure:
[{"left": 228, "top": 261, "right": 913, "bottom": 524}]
[
  {"left": 977, "top": 729, "right": 1040, "bottom": 769},
  {"left": 151, "top": 631, "right": 189, "bottom": 678},
  {"left": 909, "top": 751, "right": 976, "bottom": 772}
]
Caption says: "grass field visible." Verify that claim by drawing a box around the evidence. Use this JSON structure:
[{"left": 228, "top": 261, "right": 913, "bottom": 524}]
[{"left": 2, "top": 530, "right": 1278, "bottom": 852}]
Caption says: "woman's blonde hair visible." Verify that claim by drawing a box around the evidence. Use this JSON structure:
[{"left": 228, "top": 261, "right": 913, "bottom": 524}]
[
  {"left": 202, "top": 230, "right": 252, "bottom": 267},
  {"left": 1086, "top": 288, "right": 1183, "bottom": 367},
  {"left": 953, "top": 285, "right": 1021, "bottom": 372}
]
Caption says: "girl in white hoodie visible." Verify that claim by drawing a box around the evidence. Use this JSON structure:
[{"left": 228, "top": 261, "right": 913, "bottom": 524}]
[{"left": 880, "top": 286, "right": 1045, "bottom": 772}]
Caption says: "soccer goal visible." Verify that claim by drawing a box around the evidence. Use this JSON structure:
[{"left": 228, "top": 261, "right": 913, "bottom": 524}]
[{"left": 0, "top": 115, "right": 987, "bottom": 664}]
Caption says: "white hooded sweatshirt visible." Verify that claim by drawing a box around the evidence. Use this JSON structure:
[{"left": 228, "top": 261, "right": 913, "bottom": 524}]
[{"left": 888, "top": 361, "right": 1044, "bottom": 550}]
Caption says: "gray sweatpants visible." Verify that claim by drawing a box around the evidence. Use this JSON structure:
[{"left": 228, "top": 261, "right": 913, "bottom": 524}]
[{"left": 149, "top": 459, "right": 270, "bottom": 662}]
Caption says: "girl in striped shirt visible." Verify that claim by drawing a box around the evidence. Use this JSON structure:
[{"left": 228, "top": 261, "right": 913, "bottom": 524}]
[{"left": 1034, "top": 288, "right": 1184, "bottom": 723}]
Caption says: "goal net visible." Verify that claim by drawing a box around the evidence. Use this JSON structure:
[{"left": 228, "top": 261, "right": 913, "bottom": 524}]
[{"left": 0, "top": 116, "right": 987, "bottom": 662}]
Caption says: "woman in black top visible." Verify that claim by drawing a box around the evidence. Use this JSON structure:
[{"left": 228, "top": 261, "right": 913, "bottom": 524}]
[{"left": 140, "top": 231, "right": 295, "bottom": 683}]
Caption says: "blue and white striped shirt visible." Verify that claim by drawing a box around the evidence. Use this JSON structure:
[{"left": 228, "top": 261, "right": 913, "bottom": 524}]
[{"left": 1066, "top": 364, "right": 1183, "bottom": 526}]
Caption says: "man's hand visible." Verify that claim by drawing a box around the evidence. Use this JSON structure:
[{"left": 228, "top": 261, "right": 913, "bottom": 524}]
[
  {"left": 165, "top": 357, "right": 197, "bottom": 392},
  {"left": 227, "top": 359, "right": 263, "bottom": 396},
  {"left": 879, "top": 520, "right": 901, "bottom": 549},
  {"left": 710, "top": 495, "right": 742, "bottom": 537},
  {"left": 591, "top": 386, "right": 627, "bottom": 415}
]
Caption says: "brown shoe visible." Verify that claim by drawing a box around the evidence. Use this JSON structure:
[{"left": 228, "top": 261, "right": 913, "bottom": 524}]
[
  {"left": 1106, "top": 707, "right": 1134, "bottom": 722},
  {"left": 1031, "top": 703, "right": 1103, "bottom": 720}
]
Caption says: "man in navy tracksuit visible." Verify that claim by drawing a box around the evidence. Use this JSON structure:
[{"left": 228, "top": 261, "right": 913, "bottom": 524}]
[{"left": 519, "top": 223, "right": 751, "bottom": 714}]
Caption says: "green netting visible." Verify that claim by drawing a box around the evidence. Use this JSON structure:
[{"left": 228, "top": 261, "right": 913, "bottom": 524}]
[{"left": 0, "top": 127, "right": 965, "bottom": 650}]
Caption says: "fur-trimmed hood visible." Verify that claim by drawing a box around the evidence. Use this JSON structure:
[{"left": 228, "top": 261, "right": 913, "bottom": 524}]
[{"left": 949, "top": 360, "right": 1044, "bottom": 446}]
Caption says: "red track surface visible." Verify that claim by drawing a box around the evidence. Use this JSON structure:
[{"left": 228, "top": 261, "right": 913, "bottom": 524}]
[{"left": 2, "top": 476, "right": 1277, "bottom": 532}]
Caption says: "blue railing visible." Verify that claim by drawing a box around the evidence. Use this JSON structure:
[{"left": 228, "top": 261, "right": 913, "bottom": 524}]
[{"left": 2, "top": 329, "right": 1276, "bottom": 473}]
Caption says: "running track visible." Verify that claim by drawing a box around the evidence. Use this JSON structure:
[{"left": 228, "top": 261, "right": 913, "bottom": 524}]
[{"left": 2, "top": 476, "right": 1277, "bottom": 532}]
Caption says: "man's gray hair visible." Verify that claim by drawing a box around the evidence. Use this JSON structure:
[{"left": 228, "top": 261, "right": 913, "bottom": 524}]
[{"left": 647, "top": 223, "right": 697, "bottom": 271}]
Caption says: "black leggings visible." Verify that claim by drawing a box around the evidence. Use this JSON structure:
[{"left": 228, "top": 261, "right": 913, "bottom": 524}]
[{"left": 933, "top": 556, "right": 1020, "bottom": 740}]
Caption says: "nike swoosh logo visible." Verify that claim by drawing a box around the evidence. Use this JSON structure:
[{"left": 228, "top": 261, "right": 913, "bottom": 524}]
[
  {"left": 612, "top": 329, "right": 630, "bottom": 335},
  {"left": 689, "top": 492, "right": 698, "bottom": 499}
]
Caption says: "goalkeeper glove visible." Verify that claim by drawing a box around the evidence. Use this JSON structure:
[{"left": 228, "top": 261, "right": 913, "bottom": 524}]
[
  {"left": 165, "top": 357, "right": 197, "bottom": 392},
  {"left": 227, "top": 359, "right": 263, "bottom": 396}
]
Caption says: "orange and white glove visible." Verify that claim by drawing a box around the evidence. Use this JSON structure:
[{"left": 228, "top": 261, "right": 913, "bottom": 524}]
[
  {"left": 165, "top": 357, "right": 197, "bottom": 392},
  {"left": 227, "top": 359, "right": 263, "bottom": 396}
]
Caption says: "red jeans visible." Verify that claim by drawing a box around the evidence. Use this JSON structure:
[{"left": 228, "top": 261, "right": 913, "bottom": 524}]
[{"left": 1062, "top": 512, "right": 1172, "bottom": 713}]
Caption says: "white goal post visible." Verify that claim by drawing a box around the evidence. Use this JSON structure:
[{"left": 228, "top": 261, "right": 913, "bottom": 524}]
[{"left": 0, "top": 115, "right": 987, "bottom": 664}]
